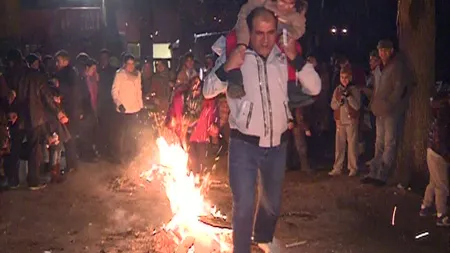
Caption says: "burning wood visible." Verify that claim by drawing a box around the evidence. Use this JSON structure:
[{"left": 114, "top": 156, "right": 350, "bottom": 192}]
[{"left": 141, "top": 137, "right": 233, "bottom": 252}]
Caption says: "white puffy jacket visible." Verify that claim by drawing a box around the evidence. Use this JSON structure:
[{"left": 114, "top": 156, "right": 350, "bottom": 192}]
[
  {"left": 111, "top": 69, "right": 143, "bottom": 114},
  {"left": 203, "top": 46, "right": 292, "bottom": 148}
]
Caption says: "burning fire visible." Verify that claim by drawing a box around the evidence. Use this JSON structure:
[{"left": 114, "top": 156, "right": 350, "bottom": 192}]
[{"left": 141, "top": 137, "right": 232, "bottom": 252}]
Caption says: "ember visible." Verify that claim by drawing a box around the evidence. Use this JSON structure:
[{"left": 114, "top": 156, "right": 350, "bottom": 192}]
[{"left": 141, "top": 137, "right": 232, "bottom": 252}]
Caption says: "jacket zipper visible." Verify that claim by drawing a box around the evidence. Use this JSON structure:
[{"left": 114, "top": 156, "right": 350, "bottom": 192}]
[
  {"left": 246, "top": 102, "right": 253, "bottom": 129},
  {"left": 263, "top": 63, "right": 274, "bottom": 147},
  {"left": 256, "top": 57, "right": 269, "bottom": 137}
]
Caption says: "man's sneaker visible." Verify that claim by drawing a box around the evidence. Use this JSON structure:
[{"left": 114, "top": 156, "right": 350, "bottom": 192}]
[
  {"left": 257, "top": 238, "right": 285, "bottom": 253},
  {"left": 436, "top": 215, "right": 450, "bottom": 227},
  {"left": 419, "top": 206, "right": 435, "bottom": 217},
  {"left": 328, "top": 169, "right": 342, "bottom": 176},
  {"left": 29, "top": 184, "right": 47, "bottom": 191},
  {"left": 349, "top": 170, "right": 358, "bottom": 177}
]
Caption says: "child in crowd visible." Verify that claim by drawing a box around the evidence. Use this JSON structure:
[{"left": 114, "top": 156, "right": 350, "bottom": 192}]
[
  {"left": 419, "top": 88, "right": 450, "bottom": 226},
  {"left": 167, "top": 76, "right": 219, "bottom": 176},
  {"left": 329, "top": 67, "right": 361, "bottom": 177},
  {"left": 226, "top": 0, "right": 309, "bottom": 99},
  {"left": 45, "top": 78, "right": 71, "bottom": 183}
]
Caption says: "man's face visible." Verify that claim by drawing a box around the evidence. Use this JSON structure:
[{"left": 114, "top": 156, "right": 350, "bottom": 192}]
[
  {"left": 156, "top": 62, "right": 166, "bottom": 73},
  {"left": 56, "top": 57, "right": 68, "bottom": 70},
  {"left": 124, "top": 59, "right": 135, "bottom": 73},
  {"left": 249, "top": 15, "right": 277, "bottom": 58},
  {"left": 100, "top": 53, "right": 109, "bottom": 67},
  {"left": 184, "top": 57, "right": 194, "bottom": 70},
  {"left": 340, "top": 73, "right": 351, "bottom": 87},
  {"left": 378, "top": 48, "right": 393, "bottom": 63},
  {"left": 369, "top": 56, "right": 380, "bottom": 70},
  {"left": 277, "top": 0, "right": 295, "bottom": 14}
]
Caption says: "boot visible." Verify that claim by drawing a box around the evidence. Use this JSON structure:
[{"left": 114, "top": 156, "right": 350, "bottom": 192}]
[{"left": 50, "top": 164, "right": 65, "bottom": 184}]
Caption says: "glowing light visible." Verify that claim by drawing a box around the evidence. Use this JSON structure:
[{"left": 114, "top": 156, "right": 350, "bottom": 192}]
[
  {"left": 141, "top": 137, "right": 232, "bottom": 251},
  {"left": 342, "top": 28, "right": 348, "bottom": 34},
  {"left": 155, "top": 30, "right": 159, "bottom": 36},
  {"left": 330, "top": 27, "right": 337, "bottom": 34}
]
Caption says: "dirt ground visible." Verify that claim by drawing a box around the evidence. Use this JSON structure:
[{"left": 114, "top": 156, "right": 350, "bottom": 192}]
[{"left": 0, "top": 154, "right": 449, "bottom": 253}]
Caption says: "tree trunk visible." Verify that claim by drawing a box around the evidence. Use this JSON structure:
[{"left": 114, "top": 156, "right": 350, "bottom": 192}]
[{"left": 396, "top": 0, "right": 435, "bottom": 188}]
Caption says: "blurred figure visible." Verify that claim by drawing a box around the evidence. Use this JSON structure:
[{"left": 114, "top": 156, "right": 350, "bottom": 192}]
[
  {"left": 419, "top": 88, "right": 450, "bottom": 226},
  {"left": 97, "top": 49, "right": 117, "bottom": 160},
  {"left": 175, "top": 52, "right": 198, "bottom": 88},
  {"left": 141, "top": 58, "right": 153, "bottom": 97},
  {"left": 55, "top": 50, "right": 81, "bottom": 172},
  {"left": 25, "top": 54, "right": 40, "bottom": 71},
  {"left": 111, "top": 54, "right": 143, "bottom": 163}
]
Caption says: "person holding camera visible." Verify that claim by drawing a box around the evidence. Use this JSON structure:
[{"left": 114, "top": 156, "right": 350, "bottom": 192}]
[{"left": 329, "top": 66, "right": 361, "bottom": 177}]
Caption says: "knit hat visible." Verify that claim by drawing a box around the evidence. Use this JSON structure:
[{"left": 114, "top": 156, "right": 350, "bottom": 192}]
[{"left": 377, "top": 40, "right": 394, "bottom": 49}]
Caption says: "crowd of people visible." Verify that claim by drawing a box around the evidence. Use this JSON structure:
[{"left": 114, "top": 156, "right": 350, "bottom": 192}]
[{"left": 0, "top": 0, "right": 449, "bottom": 252}]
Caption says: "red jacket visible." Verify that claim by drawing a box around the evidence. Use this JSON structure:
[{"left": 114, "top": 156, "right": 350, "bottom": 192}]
[
  {"left": 225, "top": 30, "right": 302, "bottom": 81},
  {"left": 166, "top": 87, "right": 218, "bottom": 143}
]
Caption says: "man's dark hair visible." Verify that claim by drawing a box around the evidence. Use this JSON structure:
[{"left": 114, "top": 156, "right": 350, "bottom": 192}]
[
  {"left": 6, "top": 49, "right": 23, "bottom": 64},
  {"left": 100, "top": 48, "right": 111, "bottom": 56},
  {"left": 122, "top": 53, "right": 135, "bottom": 64},
  {"left": 76, "top": 52, "right": 90, "bottom": 65},
  {"left": 369, "top": 50, "right": 380, "bottom": 58},
  {"left": 25, "top": 54, "right": 40, "bottom": 66},
  {"left": 183, "top": 52, "right": 194, "bottom": 62},
  {"left": 42, "top": 55, "right": 53, "bottom": 65},
  {"left": 85, "top": 58, "right": 98, "bottom": 68},
  {"left": 246, "top": 7, "right": 277, "bottom": 32},
  {"left": 55, "top": 50, "right": 70, "bottom": 60}
]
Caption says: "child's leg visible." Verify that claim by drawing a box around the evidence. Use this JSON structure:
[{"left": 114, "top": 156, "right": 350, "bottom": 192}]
[
  {"left": 332, "top": 124, "right": 347, "bottom": 173},
  {"left": 422, "top": 148, "right": 436, "bottom": 208},
  {"left": 347, "top": 124, "right": 359, "bottom": 173},
  {"left": 427, "top": 148, "right": 449, "bottom": 216},
  {"left": 227, "top": 69, "right": 245, "bottom": 99}
]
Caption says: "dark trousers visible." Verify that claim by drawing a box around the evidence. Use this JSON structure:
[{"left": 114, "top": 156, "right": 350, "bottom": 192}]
[
  {"left": 98, "top": 108, "right": 116, "bottom": 157},
  {"left": 64, "top": 139, "right": 78, "bottom": 171},
  {"left": 117, "top": 113, "right": 139, "bottom": 161},
  {"left": 4, "top": 124, "right": 24, "bottom": 186},
  {"left": 228, "top": 138, "right": 287, "bottom": 253}
]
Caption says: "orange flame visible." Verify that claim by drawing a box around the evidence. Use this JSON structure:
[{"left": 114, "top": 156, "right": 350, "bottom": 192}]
[{"left": 141, "top": 137, "right": 232, "bottom": 252}]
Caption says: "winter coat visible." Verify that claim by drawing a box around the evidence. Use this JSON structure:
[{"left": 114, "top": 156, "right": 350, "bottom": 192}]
[
  {"left": 428, "top": 95, "right": 450, "bottom": 162},
  {"left": 203, "top": 46, "right": 293, "bottom": 147},
  {"left": 331, "top": 83, "right": 361, "bottom": 125},
  {"left": 56, "top": 65, "right": 83, "bottom": 120},
  {"left": 98, "top": 65, "right": 117, "bottom": 113},
  {"left": 111, "top": 69, "right": 143, "bottom": 114},
  {"left": 13, "top": 68, "right": 62, "bottom": 129},
  {"left": 166, "top": 87, "right": 218, "bottom": 143},
  {"left": 370, "top": 53, "right": 412, "bottom": 117}
]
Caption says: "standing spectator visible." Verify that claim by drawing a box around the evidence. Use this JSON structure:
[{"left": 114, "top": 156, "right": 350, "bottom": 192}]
[
  {"left": 362, "top": 40, "right": 412, "bottom": 186},
  {"left": 166, "top": 76, "right": 218, "bottom": 176},
  {"left": 97, "top": 49, "right": 117, "bottom": 160},
  {"left": 111, "top": 54, "right": 143, "bottom": 163},
  {"left": 150, "top": 60, "right": 173, "bottom": 112},
  {"left": 141, "top": 59, "right": 153, "bottom": 97},
  {"left": 328, "top": 67, "right": 361, "bottom": 177},
  {"left": 42, "top": 55, "right": 56, "bottom": 77},
  {"left": 203, "top": 8, "right": 310, "bottom": 252},
  {"left": 78, "top": 58, "right": 99, "bottom": 162},
  {"left": 6, "top": 49, "right": 69, "bottom": 190},
  {"left": 419, "top": 89, "right": 450, "bottom": 226},
  {"left": 175, "top": 52, "right": 198, "bottom": 88},
  {"left": 204, "top": 54, "right": 216, "bottom": 77},
  {"left": 55, "top": 50, "right": 81, "bottom": 172}
]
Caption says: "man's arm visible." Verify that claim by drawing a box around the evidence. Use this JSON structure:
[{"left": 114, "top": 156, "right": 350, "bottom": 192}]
[{"left": 202, "top": 55, "right": 228, "bottom": 99}]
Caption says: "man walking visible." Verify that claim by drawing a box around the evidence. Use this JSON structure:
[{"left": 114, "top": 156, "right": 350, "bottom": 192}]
[{"left": 203, "top": 8, "right": 311, "bottom": 253}]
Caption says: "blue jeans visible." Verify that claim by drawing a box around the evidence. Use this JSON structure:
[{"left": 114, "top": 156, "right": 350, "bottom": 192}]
[
  {"left": 228, "top": 138, "right": 287, "bottom": 253},
  {"left": 369, "top": 114, "right": 403, "bottom": 181}
]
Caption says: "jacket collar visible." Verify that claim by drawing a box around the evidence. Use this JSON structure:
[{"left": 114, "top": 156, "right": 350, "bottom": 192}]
[{"left": 246, "top": 45, "right": 284, "bottom": 64}]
